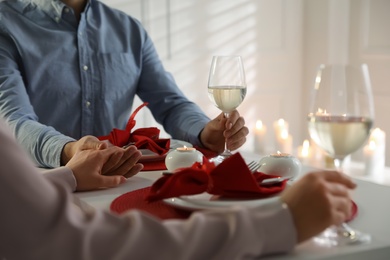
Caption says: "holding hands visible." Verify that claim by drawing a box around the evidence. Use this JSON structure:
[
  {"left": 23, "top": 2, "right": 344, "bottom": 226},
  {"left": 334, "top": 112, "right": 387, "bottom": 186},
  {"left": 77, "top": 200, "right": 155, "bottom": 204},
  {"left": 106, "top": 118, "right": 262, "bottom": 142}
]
[
  {"left": 62, "top": 136, "right": 143, "bottom": 191},
  {"left": 65, "top": 145, "right": 143, "bottom": 191}
]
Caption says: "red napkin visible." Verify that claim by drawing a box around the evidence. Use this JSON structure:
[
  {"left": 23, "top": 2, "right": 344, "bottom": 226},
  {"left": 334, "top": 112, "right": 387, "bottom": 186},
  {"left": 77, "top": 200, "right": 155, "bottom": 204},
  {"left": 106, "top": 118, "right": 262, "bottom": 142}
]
[
  {"left": 147, "top": 153, "right": 287, "bottom": 202},
  {"left": 98, "top": 102, "right": 170, "bottom": 155},
  {"left": 111, "top": 187, "right": 191, "bottom": 219},
  {"left": 346, "top": 200, "right": 358, "bottom": 223}
]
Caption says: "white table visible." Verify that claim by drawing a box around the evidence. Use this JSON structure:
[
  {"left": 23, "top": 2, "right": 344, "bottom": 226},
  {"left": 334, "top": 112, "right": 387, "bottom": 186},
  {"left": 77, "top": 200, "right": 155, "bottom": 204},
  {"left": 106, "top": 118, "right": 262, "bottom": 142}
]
[{"left": 75, "top": 153, "right": 390, "bottom": 260}]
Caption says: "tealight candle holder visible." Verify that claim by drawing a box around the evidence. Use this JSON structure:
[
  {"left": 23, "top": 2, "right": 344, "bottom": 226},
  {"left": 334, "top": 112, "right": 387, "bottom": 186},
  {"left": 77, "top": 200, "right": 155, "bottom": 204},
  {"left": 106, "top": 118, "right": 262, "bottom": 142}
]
[
  {"left": 165, "top": 146, "right": 203, "bottom": 172},
  {"left": 258, "top": 152, "right": 301, "bottom": 178}
]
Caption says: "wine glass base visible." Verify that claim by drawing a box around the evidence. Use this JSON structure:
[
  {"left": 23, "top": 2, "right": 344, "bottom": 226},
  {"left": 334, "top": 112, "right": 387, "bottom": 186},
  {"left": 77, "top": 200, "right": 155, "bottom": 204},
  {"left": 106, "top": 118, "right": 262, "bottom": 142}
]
[{"left": 313, "top": 226, "right": 372, "bottom": 247}]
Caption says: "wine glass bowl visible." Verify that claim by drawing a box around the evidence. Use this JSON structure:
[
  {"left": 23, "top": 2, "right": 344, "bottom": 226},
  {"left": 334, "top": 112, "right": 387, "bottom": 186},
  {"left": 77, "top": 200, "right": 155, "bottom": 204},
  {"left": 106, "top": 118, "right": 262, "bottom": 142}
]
[
  {"left": 308, "top": 64, "right": 374, "bottom": 168},
  {"left": 307, "top": 63, "right": 374, "bottom": 246},
  {"left": 207, "top": 87, "right": 246, "bottom": 114},
  {"left": 308, "top": 115, "right": 373, "bottom": 167},
  {"left": 207, "top": 55, "right": 247, "bottom": 163}
]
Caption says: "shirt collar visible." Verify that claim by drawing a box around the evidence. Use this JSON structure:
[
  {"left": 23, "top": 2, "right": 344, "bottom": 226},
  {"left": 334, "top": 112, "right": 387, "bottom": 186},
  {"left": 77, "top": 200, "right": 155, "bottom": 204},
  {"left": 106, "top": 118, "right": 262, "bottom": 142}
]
[
  {"left": 31, "top": 0, "right": 91, "bottom": 23},
  {"left": 32, "top": 0, "right": 65, "bottom": 20}
]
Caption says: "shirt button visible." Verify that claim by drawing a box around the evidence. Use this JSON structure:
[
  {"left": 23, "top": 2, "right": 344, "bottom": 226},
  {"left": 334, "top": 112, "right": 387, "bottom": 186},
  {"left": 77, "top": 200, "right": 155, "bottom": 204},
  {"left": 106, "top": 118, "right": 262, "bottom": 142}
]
[
  {"left": 64, "top": 7, "right": 70, "bottom": 13},
  {"left": 83, "top": 65, "right": 88, "bottom": 71},
  {"left": 79, "top": 32, "right": 82, "bottom": 36},
  {"left": 55, "top": 16, "right": 60, "bottom": 23},
  {"left": 86, "top": 101, "right": 91, "bottom": 108}
]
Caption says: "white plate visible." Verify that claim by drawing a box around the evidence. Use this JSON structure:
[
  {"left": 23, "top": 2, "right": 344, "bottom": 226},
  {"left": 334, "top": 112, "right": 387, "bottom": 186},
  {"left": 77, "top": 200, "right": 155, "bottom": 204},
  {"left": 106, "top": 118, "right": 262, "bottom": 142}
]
[
  {"left": 164, "top": 192, "right": 278, "bottom": 211},
  {"left": 139, "top": 139, "right": 193, "bottom": 162}
]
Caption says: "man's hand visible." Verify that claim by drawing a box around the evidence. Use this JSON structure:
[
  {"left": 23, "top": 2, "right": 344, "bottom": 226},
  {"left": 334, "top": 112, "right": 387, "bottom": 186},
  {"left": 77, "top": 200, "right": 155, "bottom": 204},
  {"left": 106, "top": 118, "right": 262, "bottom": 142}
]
[
  {"left": 61, "top": 135, "right": 143, "bottom": 178},
  {"left": 61, "top": 135, "right": 107, "bottom": 165},
  {"left": 200, "top": 110, "right": 249, "bottom": 153},
  {"left": 280, "top": 171, "right": 357, "bottom": 243},
  {"left": 66, "top": 146, "right": 142, "bottom": 191}
]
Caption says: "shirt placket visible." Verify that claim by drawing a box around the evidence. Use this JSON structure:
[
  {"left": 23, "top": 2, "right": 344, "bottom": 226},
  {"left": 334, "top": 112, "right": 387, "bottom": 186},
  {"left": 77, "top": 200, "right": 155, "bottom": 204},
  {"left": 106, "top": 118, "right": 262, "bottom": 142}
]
[{"left": 77, "top": 13, "right": 93, "bottom": 136}]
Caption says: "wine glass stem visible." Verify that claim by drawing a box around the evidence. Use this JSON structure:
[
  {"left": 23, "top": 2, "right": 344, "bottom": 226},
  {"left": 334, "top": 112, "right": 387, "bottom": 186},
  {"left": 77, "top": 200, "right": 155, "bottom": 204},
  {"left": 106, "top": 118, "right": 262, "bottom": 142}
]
[
  {"left": 222, "top": 112, "right": 231, "bottom": 155},
  {"left": 334, "top": 158, "right": 344, "bottom": 171},
  {"left": 333, "top": 157, "right": 357, "bottom": 238}
]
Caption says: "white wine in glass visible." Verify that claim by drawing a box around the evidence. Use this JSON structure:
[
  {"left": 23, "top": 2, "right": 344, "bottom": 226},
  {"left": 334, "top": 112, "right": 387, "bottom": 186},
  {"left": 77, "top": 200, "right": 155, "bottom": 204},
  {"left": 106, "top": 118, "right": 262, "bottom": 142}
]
[
  {"left": 207, "top": 56, "right": 247, "bottom": 163},
  {"left": 308, "top": 64, "right": 374, "bottom": 247}
]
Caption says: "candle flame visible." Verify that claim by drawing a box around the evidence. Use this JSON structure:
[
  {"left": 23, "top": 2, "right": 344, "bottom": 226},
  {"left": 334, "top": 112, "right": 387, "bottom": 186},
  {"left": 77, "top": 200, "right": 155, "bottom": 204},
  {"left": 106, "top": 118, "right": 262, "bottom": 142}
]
[
  {"left": 281, "top": 129, "right": 288, "bottom": 139},
  {"left": 316, "top": 108, "right": 329, "bottom": 115},
  {"left": 315, "top": 75, "right": 321, "bottom": 84},
  {"left": 371, "top": 128, "right": 385, "bottom": 139},
  {"left": 372, "top": 128, "right": 381, "bottom": 135},
  {"left": 256, "top": 120, "right": 263, "bottom": 129},
  {"left": 277, "top": 118, "right": 285, "bottom": 126},
  {"left": 272, "top": 151, "right": 290, "bottom": 157}
]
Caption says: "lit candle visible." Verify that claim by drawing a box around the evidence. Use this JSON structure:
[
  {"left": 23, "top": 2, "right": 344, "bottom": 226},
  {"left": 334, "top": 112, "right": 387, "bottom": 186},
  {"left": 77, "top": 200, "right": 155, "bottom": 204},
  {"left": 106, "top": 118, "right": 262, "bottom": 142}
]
[
  {"left": 165, "top": 146, "right": 203, "bottom": 172},
  {"left": 275, "top": 129, "right": 293, "bottom": 154},
  {"left": 297, "top": 139, "right": 310, "bottom": 164},
  {"left": 254, "top": 120, "right": 267, "bottom": 154},
  {"left": 370, "top": 128, "right": 385, "bottom": 142},
  {"left": 259, "top": 151, "right": 301, "bottom": 178},
  {"left": 363, "top": 141, "right": 381, "bottom": 177},
  {"left": 369, "top": 128, "right": 386, "bottom": 153},
  {"left": 273, "top": 118, "right": 289, "bottom": 140},
  {"left": 363, "top": 128, "right": 386, "bottom": 178}
]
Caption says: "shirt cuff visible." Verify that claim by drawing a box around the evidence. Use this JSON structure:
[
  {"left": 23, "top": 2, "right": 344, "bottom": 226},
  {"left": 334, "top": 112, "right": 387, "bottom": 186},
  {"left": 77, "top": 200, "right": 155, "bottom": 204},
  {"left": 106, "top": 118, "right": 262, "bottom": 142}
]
[
  {"left": 258, "top": 198, "right": 297, "bottom": 255},
  {"left": 187, "top": 121, "right": 209, "bottom": 148},
  {"left": 53, "top": 138, "right": 76, "bottom": 167},
  {"left": 42, "top": 167, "right": 77, "bottom": 192}
]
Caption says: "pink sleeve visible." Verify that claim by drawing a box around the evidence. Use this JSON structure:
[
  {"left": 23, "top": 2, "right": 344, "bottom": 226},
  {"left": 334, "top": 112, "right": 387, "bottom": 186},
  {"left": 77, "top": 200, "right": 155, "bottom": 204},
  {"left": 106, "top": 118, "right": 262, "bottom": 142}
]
[
  {"left": 43, "top": 167, "right": 77, "bottom": 191},
  {"left": 0, "top": 122, "right": 296, "bottom": 260}
]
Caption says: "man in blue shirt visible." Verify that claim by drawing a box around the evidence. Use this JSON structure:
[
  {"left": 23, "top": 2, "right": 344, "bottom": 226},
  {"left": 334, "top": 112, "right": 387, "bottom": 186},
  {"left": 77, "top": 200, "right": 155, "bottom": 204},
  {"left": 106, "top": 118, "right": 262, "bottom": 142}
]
[{"left": 0, "top": 0, "right": 249, "bottom": 173}]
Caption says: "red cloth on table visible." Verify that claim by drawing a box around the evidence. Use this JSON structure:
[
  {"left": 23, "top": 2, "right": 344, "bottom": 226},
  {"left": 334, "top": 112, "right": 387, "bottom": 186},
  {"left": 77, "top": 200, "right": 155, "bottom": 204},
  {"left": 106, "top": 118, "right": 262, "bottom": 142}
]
[
  {"left": 98, "top": 102, "right": 170, "bottom": 155},
  {"left": 109, "top": 186, "right": 359, "bottom": 221},
  {"left": 146, "top": 153, "right": 287, "bottom": 202},
  {"left": 110, "top": 187, "right": 359, "bottom": 222},
  {"left": 110, "top": 186, "right": 190, "bottom": 220},
  {"left": 141, "top": 160, "right": 168, "bottom": 171}
]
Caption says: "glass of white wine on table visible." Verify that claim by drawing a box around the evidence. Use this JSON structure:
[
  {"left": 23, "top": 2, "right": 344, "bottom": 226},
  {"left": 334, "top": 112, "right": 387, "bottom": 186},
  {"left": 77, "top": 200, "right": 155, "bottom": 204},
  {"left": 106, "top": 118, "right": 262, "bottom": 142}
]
[
  {"left": 207, "top": 55, "right": 247, "bottom": 164},
  {"left": 308, "top": 64, "right": 374, "bottom": 247}
]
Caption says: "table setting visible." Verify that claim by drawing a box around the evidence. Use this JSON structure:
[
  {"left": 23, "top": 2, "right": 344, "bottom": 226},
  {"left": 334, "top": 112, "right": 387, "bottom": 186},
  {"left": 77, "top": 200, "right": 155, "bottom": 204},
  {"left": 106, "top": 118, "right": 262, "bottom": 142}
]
[
  {"left": 109, "top": 152, "right": 292, "bottom": 219},
  {"left": 76, "top": 146, "right": 390, "bottom": 260},
  {"left": 74, "top": 59, "right": 390, "bottom": 259}
]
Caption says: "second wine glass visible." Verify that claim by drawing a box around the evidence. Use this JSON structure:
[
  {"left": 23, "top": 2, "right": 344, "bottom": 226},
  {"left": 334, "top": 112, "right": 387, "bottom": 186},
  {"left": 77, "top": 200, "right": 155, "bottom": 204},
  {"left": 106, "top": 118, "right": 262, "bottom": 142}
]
[
  {"left": 308, "top": 63, "right": 374, "bottom": 247},
  {"left": 207, "top": 55, "right": 247, "bottom": 164}
]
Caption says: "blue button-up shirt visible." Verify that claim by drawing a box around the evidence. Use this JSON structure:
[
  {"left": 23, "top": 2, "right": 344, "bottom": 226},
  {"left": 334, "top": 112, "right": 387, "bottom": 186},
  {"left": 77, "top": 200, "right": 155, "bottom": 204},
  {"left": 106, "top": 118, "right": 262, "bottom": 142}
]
[{"left": 0, "top": 0, "right": 209, "bottom": 168}]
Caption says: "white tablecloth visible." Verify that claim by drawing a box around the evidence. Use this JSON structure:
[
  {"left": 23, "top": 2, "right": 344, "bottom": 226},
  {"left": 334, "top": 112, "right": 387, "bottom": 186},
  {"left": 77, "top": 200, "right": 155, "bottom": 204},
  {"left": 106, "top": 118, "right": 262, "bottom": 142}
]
[{"left": 75, "top": 153, "right": 390, "bottom": 260}]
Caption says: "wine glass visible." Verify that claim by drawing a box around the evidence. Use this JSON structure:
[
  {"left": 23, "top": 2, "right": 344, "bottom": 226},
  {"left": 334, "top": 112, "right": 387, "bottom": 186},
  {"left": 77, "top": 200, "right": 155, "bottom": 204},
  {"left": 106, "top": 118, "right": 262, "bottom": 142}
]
[
  {"left": 207, "top": 55, "right": 247, "bottom": 163},
  {"left": 308, "top": 64, "right": 374, "bottom": 247}
]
